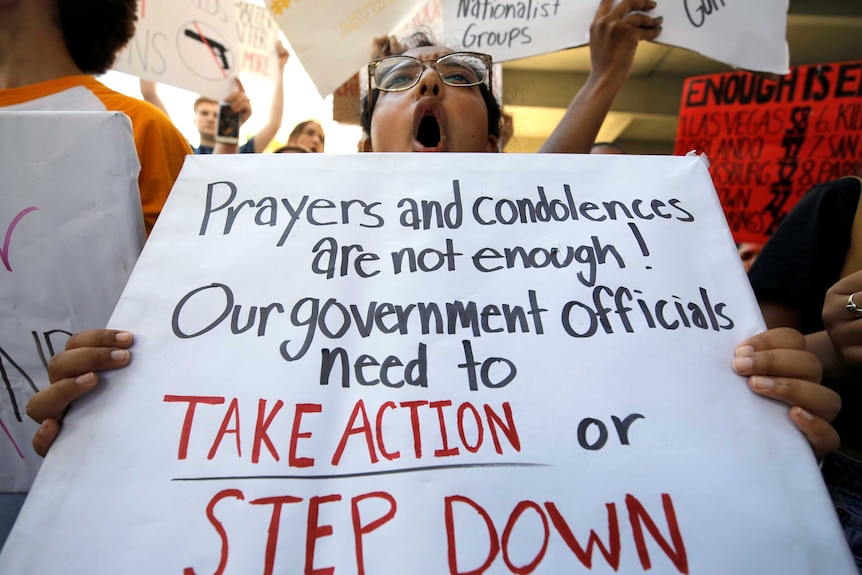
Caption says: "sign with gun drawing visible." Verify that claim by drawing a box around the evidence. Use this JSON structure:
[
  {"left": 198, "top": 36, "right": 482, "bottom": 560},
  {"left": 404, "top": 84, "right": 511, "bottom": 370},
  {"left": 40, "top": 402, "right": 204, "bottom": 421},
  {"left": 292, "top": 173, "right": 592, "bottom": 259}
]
[{"left": 114, "top": 0, "right": 242, "bottom": 99}]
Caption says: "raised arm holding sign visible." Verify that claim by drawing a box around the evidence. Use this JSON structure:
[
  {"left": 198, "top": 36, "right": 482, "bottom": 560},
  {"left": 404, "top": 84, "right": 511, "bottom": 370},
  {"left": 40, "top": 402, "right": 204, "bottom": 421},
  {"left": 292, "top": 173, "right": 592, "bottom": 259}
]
[{"left": 539, "top": 0, "right": 661, "bottom": 154}]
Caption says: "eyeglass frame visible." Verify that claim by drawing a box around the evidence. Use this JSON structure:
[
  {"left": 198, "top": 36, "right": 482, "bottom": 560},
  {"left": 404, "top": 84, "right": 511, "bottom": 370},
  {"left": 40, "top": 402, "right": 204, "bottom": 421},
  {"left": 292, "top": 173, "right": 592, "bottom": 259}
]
[{"left": 366, "top": 51, "right": 494, "bottom": 97}]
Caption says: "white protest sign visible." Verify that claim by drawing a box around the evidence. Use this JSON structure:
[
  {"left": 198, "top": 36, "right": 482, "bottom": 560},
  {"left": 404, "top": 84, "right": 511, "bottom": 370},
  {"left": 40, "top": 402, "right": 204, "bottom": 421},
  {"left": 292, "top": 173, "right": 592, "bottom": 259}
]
[
  {"left": 441, "top": 0, "right": 789, "bottom": 74},
  {"left": 441, "top": 0, "right": 593, "bottom": 59},
  {"left": 396, "top": 0, "right": 444, "bottom": 37},
  {"left": 114, "top": 0, "right": 241, "bottom": 99},
  {"left": 0, "top": 112, "right": 144, "bottom": 492},
  {"left": 265, "top": 0, "right": 427, "bottom": 96},
  {"left": 235, "top": 0, "right": 282, "bottom": 81},
  {"left": 1, "top": 153, "right": 854, "bottom": 573}
]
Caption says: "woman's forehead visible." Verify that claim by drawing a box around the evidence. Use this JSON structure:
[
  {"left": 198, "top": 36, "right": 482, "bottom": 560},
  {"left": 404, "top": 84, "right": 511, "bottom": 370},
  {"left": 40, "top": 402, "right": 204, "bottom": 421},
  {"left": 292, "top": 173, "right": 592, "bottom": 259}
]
[{"left": 402, "top": 45, "right": 454, "bottom": 61}]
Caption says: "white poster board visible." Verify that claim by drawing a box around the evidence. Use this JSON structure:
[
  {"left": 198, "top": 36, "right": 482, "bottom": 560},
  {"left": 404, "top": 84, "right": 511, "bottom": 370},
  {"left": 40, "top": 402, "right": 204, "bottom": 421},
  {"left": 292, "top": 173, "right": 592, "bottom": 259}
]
[
  {"left": 114, "top": 0, "right": 241, "bottom": 99},
  {"left": 1, "top": 153, "right": 854, "bottom": 573},
  {"left": 266, "top": 0, "right": 787, "bottom": 98},
  {"left": 0, "top": 112, "right": 145, "bottom": 491},
  {"left": 234, "top": 0, "right": 282, "bottom": 82},
  {"left": 265, "top": 0, "right": 427, "bottom": 96},
  {"left": 440, "top": 0, "right": 789, "bottom": 74}
]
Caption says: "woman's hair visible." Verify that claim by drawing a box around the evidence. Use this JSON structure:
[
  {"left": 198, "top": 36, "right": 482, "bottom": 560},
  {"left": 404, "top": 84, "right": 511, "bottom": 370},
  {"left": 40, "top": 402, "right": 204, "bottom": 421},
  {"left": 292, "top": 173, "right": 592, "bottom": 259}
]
[
  {"left": 193, "top": 96, "right": 217, "bottom": 111},
  {"left": 288, "top": 120, "right": 324, "bottom": 143},
  {"left": 56, "top": 0, "right": 138, "bottom": 74},
  {"left": 360, "top": 31, "right": 502, "bottom": 147},
  {"left": 274, "top": 144, "right": 310, "bottom": 153}
]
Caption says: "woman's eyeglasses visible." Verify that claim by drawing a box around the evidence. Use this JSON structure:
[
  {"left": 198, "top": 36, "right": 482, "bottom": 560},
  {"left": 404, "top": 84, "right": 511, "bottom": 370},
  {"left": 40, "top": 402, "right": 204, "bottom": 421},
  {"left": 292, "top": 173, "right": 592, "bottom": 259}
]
[{"left": 368, "top": 52, "right": 493, "bottom": 94}]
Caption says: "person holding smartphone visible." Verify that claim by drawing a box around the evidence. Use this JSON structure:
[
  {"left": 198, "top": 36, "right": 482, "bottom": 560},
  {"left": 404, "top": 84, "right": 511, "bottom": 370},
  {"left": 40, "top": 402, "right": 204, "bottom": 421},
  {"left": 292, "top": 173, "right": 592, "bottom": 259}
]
[
  {"left": 192, "top": 83, "right": 252, "bottom": 154},
  {"left": 190, "top": 43, "right": 289, "bottom": 155}
]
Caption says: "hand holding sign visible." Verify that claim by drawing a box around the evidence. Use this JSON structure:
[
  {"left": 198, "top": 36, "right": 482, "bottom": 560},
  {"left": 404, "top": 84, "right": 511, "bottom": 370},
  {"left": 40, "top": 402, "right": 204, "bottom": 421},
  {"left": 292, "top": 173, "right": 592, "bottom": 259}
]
[
  {"left": 732, "top": 328, "right": 840, "bottom": 460},
  {"left": 276, "top": 40, "right": 289, "bottom": 68},
  {"left": 26, "top": 330, "right": 134, "bottom": 457},
  {"left": 589, "top": 0, "right": 662, "bottom": 88},
  {"left": 540, "top": 0, "right": 662, "bottom": 153}
]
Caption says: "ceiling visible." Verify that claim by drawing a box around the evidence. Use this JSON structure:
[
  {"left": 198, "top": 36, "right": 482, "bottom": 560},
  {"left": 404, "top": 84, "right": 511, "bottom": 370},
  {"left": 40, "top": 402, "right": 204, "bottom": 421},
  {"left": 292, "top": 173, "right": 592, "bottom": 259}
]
[{"left": 500, "top": 0, "right": 862, "bottom": 154}]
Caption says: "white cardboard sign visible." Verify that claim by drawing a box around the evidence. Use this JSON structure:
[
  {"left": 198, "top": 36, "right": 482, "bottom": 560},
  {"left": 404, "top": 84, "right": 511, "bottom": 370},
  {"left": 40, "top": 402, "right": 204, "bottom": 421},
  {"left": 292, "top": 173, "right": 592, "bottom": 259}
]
[
  {"left": 0, "top": 112, "right": 144, "bottom": 492},
  {"left": 267, "top": 0, "right": 787, "bottom": 98},
  {"left": 440, "top": 0, "right": 789, "bottom": 74},
  {"left": 265, "top": 0, "right": 427, "bottom": 96},
  {"left": 235, "top": 0, "right": 282, "bottom": 81},
  {"left": 114, "top": 0, "right": 242, "bottom": 99},
  {"left": 1, "top": 153, "right": 853, "bottom": 573}
]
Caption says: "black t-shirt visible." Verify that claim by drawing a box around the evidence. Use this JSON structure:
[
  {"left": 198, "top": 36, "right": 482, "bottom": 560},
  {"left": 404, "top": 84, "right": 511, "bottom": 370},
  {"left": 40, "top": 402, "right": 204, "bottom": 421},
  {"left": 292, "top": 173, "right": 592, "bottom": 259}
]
[
  {"left": 748, "top": 177, "right": 862, "bottom": 448},
  {"left": 749, "top": 178, "right": 860, "bottom": 334}
]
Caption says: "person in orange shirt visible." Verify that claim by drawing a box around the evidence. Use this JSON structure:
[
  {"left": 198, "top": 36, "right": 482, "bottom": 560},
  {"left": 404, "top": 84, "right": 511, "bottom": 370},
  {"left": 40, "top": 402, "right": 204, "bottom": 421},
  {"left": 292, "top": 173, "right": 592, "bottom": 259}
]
[
  {"left": 0, "top": 0, "right": 191, "bottom": 235},
  {"left": 0, "top": 0, "right": 191, "bottom": 546}
]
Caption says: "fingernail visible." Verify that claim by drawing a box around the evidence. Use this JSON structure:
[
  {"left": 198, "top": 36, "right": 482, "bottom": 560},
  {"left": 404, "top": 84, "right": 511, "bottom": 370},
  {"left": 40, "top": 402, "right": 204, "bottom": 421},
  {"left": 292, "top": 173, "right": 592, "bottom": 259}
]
[
  {"left": 750, "top": 376, "right": 775, "bottom": 391},
  {"left": 647, "top": 0, "right": 657, "bottom": 7},
  {"left": 733, "top": 356, "right": 753, "bottom": 372},
  {"left": 111, "top": 349, "right": 130, "bottom": 361},
  {"left": 734, "top": 345, "right": 754, "bottom": 357},
  {"left": 795, "top": 406, "right": 815, "bottom": 421},
  {"left": 75, "top": 372, "right": 95, "bottom": 385},
  {"left": 36, "top": 421, "right": 49, "bottom": 436},
  {"left": 115, "top": 331, "right": 133, "bottom": 344}
]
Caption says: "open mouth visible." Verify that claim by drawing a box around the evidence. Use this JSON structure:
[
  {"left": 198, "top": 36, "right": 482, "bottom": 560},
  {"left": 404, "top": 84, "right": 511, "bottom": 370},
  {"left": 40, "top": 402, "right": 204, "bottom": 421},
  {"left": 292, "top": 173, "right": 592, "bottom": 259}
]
[{"left": 416, "top": 113, "right": 442, "bottom": 148}]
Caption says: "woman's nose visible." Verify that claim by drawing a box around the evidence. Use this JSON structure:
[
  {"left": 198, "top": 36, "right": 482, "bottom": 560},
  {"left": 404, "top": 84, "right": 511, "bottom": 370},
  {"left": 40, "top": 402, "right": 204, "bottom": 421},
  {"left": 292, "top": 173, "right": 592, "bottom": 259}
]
[{"left": 416, "top": 66, "right": 442, "bottom": 97}]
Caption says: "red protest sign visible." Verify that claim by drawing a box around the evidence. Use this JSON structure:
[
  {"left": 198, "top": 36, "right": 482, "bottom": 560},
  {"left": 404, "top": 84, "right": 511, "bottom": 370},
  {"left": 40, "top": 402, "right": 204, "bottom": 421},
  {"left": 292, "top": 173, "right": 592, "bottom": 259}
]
[{"left": 674, "top": 61, "right": 862, "bottom": 244}]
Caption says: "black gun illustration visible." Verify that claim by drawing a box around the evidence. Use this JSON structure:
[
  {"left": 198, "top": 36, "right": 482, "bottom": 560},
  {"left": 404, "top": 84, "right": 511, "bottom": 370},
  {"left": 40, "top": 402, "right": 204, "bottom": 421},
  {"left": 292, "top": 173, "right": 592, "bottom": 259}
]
[{"left": 184, "top": 29, "right": 230, "bottom": 71}]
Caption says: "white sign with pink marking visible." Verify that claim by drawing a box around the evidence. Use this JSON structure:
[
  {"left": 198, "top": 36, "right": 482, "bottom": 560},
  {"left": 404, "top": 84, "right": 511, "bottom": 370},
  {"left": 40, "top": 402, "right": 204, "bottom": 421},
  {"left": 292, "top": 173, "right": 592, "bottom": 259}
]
[{"left": 0, "top": 112, "right": 144, "bottom": 491}]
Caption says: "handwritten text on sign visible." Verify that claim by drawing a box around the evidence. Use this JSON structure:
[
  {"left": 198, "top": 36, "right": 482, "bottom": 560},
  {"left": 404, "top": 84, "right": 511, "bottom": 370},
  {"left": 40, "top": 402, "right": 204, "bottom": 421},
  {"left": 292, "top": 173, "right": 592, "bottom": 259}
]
[
  {"left": 234, "top": 0, "right": 280, "bottom": 80},
  {"left": 441, "top": 0, "right": 789, "bottom": 74},
  {"left": 674, "top": 60, "right": 862, "bottom": 244},
  {"left": 1, "top": 154, "right": 853, "bottom": 574}
]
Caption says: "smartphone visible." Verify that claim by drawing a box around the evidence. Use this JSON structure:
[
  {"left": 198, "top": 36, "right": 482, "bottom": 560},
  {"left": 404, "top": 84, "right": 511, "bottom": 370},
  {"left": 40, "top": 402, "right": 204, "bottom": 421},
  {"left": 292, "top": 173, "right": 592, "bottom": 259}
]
[{"left": 215, "top": 101, "right": 240, "bottom": 144}]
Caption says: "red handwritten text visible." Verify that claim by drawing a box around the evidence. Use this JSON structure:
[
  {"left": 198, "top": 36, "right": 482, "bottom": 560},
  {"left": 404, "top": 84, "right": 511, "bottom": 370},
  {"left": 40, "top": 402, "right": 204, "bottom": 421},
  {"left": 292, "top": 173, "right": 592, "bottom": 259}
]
[{"left": 163, "top": 396, "right": 521, "bottom": 466}]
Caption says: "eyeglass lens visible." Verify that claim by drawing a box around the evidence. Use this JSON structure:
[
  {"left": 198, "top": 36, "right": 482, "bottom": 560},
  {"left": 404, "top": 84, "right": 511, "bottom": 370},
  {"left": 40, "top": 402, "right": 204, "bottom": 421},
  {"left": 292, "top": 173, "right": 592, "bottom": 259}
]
[{"left": 374, "top": 53, "right": 488, "bottom": 91}]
